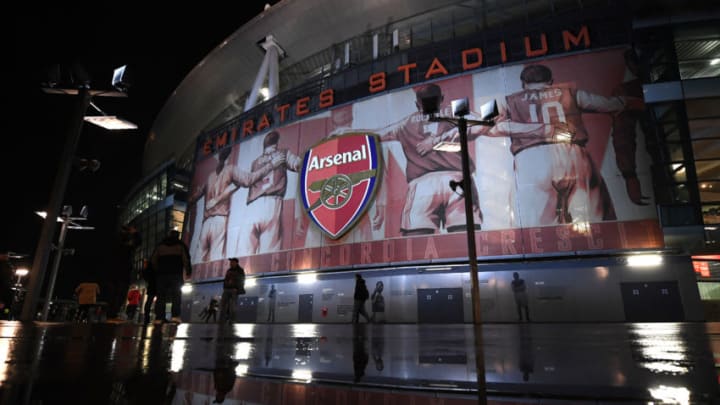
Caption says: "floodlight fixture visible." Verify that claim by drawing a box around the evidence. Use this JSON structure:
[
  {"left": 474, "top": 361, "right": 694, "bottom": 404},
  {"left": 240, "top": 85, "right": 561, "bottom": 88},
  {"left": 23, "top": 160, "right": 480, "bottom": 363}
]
[
  {"left": 451, "top": 98, "right": 469, "bottom": 117},
  {"left": 112, "top": 65, "right": 131, "bottom": 92},
  {"left": 478, "top": 99, "right": 499, "bottom": 121},
  {"left": 84, "top": 101, "right": 138, "bottom": 130}
]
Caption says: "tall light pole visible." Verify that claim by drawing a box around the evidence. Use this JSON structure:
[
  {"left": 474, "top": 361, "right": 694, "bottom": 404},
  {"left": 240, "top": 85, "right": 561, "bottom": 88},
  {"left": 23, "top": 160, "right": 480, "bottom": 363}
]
[
  {"left": 36, "top": 207, "right": 94, "bottom": 321},
  {"left": 21, "top": 66, "right": 135, "bottom": 322},
  {"left": 421, "top": 96, "right": 497, "bottom": 403},
  {"left": 22, "top": 87, "right": 92, "bottom": 322}
]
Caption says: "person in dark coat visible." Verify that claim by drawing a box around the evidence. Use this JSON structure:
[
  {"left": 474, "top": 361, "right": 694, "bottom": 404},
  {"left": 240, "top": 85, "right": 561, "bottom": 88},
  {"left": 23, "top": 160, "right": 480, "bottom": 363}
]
[
  {"left": 218, "top": 258, "right": 245, "bottom": 324},
  {"left": 150, "top": 230, "right": 191, "bottom": 323},
  {"left": 352, "top": 274, "right": 371, "bottom": 323}
]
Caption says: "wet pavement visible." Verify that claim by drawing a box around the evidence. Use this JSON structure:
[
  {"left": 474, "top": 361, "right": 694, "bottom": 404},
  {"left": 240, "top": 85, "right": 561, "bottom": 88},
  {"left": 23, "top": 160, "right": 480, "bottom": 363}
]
[{"left": 0, "top": 321, "right": 717, "bottom": 404}]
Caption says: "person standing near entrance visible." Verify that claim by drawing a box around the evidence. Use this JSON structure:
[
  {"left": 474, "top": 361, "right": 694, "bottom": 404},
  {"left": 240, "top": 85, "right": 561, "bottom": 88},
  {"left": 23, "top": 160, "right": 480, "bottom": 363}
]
[
  {"left": 267, "top": 284, "right": 277, "bottom": 323},
  {"left": 150, "top": 230, "right": 191, "bottom": 323},
  {"left": 352, "top": 274, "right": 371, "bottom": 323},
  {"left": 218, "top": 258, "right": 245, "bottom": 324},
  {"left": 511, "top": 272, "right": 530, "bottom": 322}
]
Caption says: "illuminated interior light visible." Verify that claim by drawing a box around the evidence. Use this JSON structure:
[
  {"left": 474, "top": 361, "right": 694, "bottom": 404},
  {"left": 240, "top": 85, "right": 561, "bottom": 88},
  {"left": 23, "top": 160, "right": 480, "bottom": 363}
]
[
  {"left": 181, "top": 283, "right": 193, "bottom": 294},
  {"left": 711, "top": 58, "right": 720, "bottom": 65},
  {"left": 259, "top": 87, "right": 270, "bottom": 99},
  {"left": 298, "top": 273, "right": 317, "bottom": 284},
  {"left": 648, "top": 385, "right": 689, "bottom": 405},
  {"left": 292, "top": 369, "right": 313, "bottom": 382},
  {"left": 627, "top": 254, "right": 662, "bottom": 267},
  {"left": 235, "top": 342, "right": 252, "bottom": 360},
  {"left": 245, "top": 278, "right": 257, "bottom": 288},
  {"left": 169, "top": 340, "right": 187, "bottom": 372},
  {"left": 425, "top": 266, "right": 452, "bottom": 271},
  {"left": 235, "top": 364, "right": 248, "bottom": 376},
  {"left": 292, "top": 324, "right": 318, "bottom": 337},
  {"left": 233, "top": 324, "right": 256, "bottom": 338}
]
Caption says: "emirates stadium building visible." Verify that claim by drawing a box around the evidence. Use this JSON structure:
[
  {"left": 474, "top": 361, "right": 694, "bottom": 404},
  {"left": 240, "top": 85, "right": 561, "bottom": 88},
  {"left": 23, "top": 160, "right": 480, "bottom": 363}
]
[{"left": 122, "top": 0, "right": 720, "bottom": 323}]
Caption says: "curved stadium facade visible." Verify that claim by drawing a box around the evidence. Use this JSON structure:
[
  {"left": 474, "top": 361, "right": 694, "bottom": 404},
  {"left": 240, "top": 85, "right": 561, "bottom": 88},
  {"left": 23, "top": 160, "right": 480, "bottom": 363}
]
[{"left": 124, "top": 0, "right": 720, "bottom": 323}]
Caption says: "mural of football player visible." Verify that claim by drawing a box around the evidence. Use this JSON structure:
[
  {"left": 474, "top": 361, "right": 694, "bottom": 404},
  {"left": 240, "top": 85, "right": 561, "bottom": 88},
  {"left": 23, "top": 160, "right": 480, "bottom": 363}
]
[
  {"left": 373, "top": 83, "right": 482, "bottom": 236},
  {"left": 233, "top": 130, "right": 302, "bottom": 256},
  {"left": 188, "top": 147, "right": 282, "bottom": 263},
  {"left": 476, "top": 63, "right": 643, "bottom": 227}
]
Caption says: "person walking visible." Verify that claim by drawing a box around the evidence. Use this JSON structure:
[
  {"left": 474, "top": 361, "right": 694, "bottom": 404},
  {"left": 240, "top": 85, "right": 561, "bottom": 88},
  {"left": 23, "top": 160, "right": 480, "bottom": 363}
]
[
  {"left": 140, "top": 258, "right": 156, "bottom": 325},
  {"left": 352, "top": 274, "right": 371, "bottom": 324},
  {"left": 125, "top": 284, "right": 141, "bottom": 322},
  {"left": 75, "top": 281, "right": 100, "bottom": 323},
  {"left": 150, "top": 230, "right": 191, "bottom": 323},
  {"left": 218, "top": 258, "right": 245, "bottom": 324}
]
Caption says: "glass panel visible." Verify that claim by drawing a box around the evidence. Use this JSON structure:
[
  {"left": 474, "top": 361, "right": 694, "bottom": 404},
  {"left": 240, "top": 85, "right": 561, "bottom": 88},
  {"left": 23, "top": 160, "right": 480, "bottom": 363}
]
[
  {"left": 660, "top": 204, "right": 698, "bottom": 225},
  {"left": 432, "top": 14, "right": 453, "bottom": 42},
  {"left": 653, "top": 103, "right": 681, "bottom": 123},
  {"left": 661, "top": 142, "right": 686, "bottom": 162},
  {"left": 689, "top": 118, "right": 720, "bottom": 139},
  {"left": 696, "top": 160, "right": 720, "bottom": 181},
  {"left": 693, "top": 140, "right": 720, "bottom": 160},
  {"left": 412, "top": 21, "right": 432, "bottom": 47},
  {"left": 657, "top": 122, "right": 681, "bottom": 142},
  {"left": 672, "top": 184, "right": 690, "bottom": 203},
  {"left": 685, "top": 98, "right": 720, "bottom": 119},
  {"left": 453, "top": 11, "right": 477, "bottom": 37},
  {"left": 397, "top": 27, "right": 412, "bottom": 51},
  {"left": 678, "top": 59, "right": 720, "bottom": 80},
  {"left": 698, "top": 282, "right": 720, "bottom": 299},
  {"left": 702, "top": 204, "right": 720, "bottom": 223}
]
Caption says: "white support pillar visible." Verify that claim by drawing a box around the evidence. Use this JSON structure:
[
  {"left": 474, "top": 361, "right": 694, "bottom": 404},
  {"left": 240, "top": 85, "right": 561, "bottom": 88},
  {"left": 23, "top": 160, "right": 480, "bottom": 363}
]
[{"left": 245, "top": 35, "right": 285, "bottom": 112}]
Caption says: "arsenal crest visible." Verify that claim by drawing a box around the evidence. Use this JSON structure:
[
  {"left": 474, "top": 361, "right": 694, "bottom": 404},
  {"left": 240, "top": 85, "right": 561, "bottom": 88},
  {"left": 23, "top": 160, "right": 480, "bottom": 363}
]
[{"left": 299, "top": 133, "right": 382, "bottom": 239}]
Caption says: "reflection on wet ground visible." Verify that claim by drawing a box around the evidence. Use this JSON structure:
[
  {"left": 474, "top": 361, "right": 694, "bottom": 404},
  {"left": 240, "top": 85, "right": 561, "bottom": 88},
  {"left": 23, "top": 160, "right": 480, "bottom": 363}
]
[{"left": 0, "top": 322, "right": 717, "bottom": 404}]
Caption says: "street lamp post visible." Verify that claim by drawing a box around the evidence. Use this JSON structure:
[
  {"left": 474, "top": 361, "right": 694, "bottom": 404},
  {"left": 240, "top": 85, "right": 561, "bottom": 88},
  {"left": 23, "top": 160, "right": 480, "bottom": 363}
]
[
  {"left": 422, "top": 96, "right": 497, "bottom": 403},
  {"left": 21, "top": 65, "right": 135, "bottom": 322},
  {"left": 22, "top": 87, "right": 92, "bottom": 322}
]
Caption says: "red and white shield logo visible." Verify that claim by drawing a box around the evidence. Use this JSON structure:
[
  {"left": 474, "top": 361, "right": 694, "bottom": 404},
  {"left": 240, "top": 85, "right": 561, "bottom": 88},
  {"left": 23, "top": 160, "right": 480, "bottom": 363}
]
[{"left": 300, "top": 133, "right": 382, "bottom": 239}]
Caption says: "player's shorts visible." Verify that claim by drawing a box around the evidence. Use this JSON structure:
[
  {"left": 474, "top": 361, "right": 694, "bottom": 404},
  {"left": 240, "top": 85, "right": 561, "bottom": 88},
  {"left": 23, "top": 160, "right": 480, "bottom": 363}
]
[
  {"left": 235, "top": 196, "right": 283, "bottom": 256},
  {"left": 199, "top": 215, "right": 228, "bottom": 262},
  {"left": 401, "top": 171, "right": 482, "bottom": 233}
]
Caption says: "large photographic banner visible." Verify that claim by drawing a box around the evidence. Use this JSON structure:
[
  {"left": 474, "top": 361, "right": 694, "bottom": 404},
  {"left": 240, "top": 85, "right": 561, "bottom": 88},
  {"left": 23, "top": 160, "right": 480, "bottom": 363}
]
[{"left": 188, "top": 48, "right": 662, "bottom": 280}]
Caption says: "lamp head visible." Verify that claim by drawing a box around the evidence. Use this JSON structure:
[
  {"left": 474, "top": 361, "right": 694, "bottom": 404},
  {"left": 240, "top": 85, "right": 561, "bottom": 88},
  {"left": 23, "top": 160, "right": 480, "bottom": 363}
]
[
  {"left": 112, "top": 65, "right": 131, "bottom": 92},
  {"left": 451, "top": 98, "right": 469, "bottom": 117},
  {"left": 478, "top": 99, "right": 499, "bottom": 121}
]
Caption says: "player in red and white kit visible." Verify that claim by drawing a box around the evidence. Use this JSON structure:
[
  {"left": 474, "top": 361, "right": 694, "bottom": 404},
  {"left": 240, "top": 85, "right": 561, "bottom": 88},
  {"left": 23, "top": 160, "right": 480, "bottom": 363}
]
[
  {"left": 234, "top": 131, "right": 302, "bottom": 256},
  {"left": 377, "top": 83, "right": 482, "bottom": 236},
  {"left": 189, "top": 147, "right": 281, "bottom": 262},
  {"left": 484, "top": 64, "right": 642, "bottom": 227}
]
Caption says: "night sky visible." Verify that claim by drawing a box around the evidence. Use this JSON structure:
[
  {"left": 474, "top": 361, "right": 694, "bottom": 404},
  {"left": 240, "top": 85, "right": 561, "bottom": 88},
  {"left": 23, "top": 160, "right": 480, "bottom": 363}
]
[{"left": 6, "top": 4, "right": 272, "bottom": 301}]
